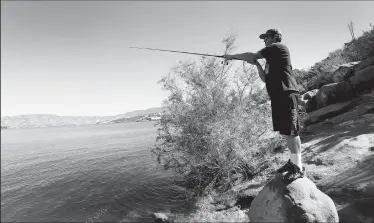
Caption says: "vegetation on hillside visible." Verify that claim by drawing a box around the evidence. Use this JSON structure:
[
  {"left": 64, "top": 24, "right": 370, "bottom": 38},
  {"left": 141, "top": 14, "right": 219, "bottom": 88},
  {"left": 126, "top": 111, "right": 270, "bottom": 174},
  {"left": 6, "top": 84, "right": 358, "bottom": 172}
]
[{"left": 293, "top": 24, "right": 374, "bottom": 92}]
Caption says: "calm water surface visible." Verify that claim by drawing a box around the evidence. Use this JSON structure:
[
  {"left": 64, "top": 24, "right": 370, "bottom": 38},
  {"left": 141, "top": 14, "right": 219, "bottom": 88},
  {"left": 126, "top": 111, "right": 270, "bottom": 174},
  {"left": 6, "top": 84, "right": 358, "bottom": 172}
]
[{"left": 1, "top": 122, "right": 193, "bottom": 222}]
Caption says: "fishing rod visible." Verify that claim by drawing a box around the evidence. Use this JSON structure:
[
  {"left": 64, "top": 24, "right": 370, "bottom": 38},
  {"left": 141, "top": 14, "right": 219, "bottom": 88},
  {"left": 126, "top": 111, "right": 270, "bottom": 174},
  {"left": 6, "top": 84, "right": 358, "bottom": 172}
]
[{"left": 129, "top": 46, "right": 244, "bottom": 64}]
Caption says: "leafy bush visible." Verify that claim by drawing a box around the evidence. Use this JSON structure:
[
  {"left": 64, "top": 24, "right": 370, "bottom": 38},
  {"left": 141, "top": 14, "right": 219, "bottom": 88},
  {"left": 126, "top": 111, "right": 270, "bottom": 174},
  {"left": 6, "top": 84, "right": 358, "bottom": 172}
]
[
  {"left": 152, "top": 35, "right": 276, "bottom": 197},
  {"left": 292, "top": 68, "right": 310, "bottom": 92}
]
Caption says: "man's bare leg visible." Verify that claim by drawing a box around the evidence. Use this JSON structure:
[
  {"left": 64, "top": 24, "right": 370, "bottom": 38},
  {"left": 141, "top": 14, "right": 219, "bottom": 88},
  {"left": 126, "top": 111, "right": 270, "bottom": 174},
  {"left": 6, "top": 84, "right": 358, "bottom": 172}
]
[{"left": 285, "top": 135, "right": 302, "bottom": 170}]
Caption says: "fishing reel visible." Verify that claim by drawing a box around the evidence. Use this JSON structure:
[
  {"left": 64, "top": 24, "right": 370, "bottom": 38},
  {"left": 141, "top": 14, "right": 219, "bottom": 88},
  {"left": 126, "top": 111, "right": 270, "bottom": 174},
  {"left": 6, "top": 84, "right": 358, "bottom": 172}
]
[{"left": 221, "top": 59, "right": 230, "bottom": 65}]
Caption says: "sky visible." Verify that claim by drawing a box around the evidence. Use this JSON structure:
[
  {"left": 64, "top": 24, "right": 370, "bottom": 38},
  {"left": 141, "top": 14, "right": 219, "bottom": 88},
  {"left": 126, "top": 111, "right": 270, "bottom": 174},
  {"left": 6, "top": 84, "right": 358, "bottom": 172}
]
[{"left": 1, "top": 1, "right": 373, "bottom": 117}]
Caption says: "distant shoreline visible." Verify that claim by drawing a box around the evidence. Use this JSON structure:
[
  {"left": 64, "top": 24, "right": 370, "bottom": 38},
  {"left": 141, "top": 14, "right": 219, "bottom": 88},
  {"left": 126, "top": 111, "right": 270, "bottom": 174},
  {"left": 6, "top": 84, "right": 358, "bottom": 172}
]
[
  {"left": 0, "top": 120, "right": 159, "bottom": 130},
  {"left": 1, "top": 108, "right": 162, "bottom": 130}
]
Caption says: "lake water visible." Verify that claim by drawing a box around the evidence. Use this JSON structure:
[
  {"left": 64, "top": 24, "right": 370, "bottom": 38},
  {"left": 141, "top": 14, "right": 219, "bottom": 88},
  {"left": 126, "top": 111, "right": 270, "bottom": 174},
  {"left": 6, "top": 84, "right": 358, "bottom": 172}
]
[{"left": 1, "top": 122, "right": 193, "bottom": 222}]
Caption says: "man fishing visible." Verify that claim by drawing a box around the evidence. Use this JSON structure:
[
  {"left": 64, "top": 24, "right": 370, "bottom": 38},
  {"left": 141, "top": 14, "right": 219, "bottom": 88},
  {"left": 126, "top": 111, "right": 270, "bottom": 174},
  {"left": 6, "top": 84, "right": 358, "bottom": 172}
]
[
  {"left": 129, "top": 29, "right": 304, "bottom": 180},
  {"left": 224, "top": 29, "right": 305, "bottom": 180}
]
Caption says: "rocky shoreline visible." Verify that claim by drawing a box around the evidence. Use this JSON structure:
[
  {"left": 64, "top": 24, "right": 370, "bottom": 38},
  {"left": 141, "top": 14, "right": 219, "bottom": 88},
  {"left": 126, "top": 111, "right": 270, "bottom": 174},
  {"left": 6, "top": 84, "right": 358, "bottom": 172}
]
[{"left": 151, "top": 57, "right": 374, "bottom": 222}]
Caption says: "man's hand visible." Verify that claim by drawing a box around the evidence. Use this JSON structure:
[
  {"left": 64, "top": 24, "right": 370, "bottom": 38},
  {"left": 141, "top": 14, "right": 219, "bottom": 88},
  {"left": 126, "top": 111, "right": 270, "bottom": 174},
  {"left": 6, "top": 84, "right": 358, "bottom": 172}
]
[
  {"left": 253, "top": 60, "right": 261, "bottom": 66},
  {"left": 247, "top": 58, "right": 257, "bottom": 65}
]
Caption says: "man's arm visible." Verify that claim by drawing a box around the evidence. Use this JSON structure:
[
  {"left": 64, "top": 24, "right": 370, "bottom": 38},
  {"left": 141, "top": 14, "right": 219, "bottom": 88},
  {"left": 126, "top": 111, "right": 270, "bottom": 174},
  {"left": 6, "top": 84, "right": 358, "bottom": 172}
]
[
  {"left": 225, "top": 52, "right": 264, "bottom": 63},
  {"left": 254, "top": 60, "right": 266, "bottom": 83}
]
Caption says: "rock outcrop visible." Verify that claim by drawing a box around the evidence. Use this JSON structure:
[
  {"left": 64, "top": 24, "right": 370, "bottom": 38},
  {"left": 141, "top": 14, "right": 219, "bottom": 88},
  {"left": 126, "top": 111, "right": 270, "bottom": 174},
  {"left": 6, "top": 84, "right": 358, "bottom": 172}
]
[
  {"left": 315, "top": 82, "right": 353, "bottom": 109},
  {"left": 322, "top": 154, "right": 374, "bottom": 223},
  {"left": 249, "top": 175, "right": 339, "bottom": 223},
  {"left": 354, "top": 56, "right": 374, "bottom": 72},
  {"left": 305, "top": 91, "right": 374, "bottom": 125},
  {"left": 305, "top": 101, "right": 354, "bottom": 125},
  {"left": 332, "top": 61, "right": 359, "bottom": 82},
  {"left": 299, "top": 56, "right": 374, "bottom": 114},
  {"left": 350, "top": 65, "right": 374, "bottom": 88},
  {"left": 299, "top": 89, "right": 318, "bottom": 112},
  {"left": 177, "top": 206, "right": 249, "bottom": 222},
  {"left": 348, "top": 56, "right": 374, "bottom": 92},
  {"left": 301, "top": 100, "right": 374, "bottom": 223},
  {"left": 152, "top": 213, "right": 169, "bottom": 223}
]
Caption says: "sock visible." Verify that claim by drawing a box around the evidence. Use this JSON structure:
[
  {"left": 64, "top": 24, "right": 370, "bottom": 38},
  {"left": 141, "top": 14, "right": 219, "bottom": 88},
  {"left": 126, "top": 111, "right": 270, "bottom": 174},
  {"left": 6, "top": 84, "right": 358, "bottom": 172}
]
[
  {"left": 290, "top": 153, "right": 296, "bottom": 165},
  {"left": 290, "top": 153, "right": 303, "bottom": 169},
  {"left": 295, "top": 153, "right": 303, "bottom": 170}
]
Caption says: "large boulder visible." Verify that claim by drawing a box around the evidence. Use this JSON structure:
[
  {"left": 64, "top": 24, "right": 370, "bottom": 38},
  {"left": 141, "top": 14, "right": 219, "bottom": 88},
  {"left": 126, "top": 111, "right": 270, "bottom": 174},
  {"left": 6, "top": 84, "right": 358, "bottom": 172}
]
[
  {"left": 305, "top": 101, "right": 355, "bottom": 125},
  {"left": 301, "top": 89, "right": 319, "bottom": 101},
  {"left": 299, "top": 89, "right": 318, "bottom": 112},
  {"left": 304, "top": 91, "right": 374, "bottom": 127},
  {"left": 350, "top": 65, "right": 374, "bottom": 91},
  {"left": 332, "top": 61, "right": 360, "bottom": 83},
  {"left": 354, "top": 56, "right": 374, "bottom": 72},
  {"left": 315, "top": 82, "right": 353, "bottom": 109},
  {"left": 249, "top": 175, "right": 339, "bottom": 222}
]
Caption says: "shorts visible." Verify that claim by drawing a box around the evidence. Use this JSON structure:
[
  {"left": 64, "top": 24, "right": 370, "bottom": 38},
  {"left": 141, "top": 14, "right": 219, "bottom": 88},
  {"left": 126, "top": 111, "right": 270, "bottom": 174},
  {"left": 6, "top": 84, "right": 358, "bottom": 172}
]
[{"left": 270, "top": 92, "right": 300, "bottom": 136}]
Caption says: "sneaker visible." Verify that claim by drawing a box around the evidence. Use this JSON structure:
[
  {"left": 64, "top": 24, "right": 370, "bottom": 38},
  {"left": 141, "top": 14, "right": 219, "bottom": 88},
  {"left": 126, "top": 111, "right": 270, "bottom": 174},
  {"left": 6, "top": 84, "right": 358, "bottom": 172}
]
[
  {"left": 276, "top": 159, "right": 293, "bottom": 174},
  {"left": 284, "top": 164, "right": 306, "bottom": 181}
]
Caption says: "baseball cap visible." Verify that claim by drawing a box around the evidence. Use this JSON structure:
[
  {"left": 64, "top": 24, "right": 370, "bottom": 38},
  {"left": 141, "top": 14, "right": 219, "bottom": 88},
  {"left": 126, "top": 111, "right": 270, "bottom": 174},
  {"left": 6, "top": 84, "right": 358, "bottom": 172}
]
[{"left": 259, "top": 29, "right": 282, "bottom": 39}]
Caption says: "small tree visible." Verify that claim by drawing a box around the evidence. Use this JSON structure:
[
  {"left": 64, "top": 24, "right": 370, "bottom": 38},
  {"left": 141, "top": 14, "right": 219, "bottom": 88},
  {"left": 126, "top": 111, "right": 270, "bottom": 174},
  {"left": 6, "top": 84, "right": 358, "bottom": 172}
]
[
  {"left": 152, "top": 34, "right": 273, "bottom": 197},
  {"left": 348, "top": 20, "right": 355, "bottom": 40}
]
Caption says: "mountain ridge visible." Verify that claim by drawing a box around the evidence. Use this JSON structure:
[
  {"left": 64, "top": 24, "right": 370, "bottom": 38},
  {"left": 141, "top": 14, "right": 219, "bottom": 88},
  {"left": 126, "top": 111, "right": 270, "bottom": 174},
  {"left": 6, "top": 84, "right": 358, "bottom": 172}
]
[{"left": 1, "top": 107, "right": 162, "bottom": 129}]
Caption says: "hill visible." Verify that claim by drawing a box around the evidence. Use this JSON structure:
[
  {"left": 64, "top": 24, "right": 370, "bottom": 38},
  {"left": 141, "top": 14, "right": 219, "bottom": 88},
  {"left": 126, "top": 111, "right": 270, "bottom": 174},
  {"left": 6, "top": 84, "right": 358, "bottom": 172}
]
[
  {"left": 111, "top": 107, "right": 162, "bottom": 119},
  {"left": 1, "top": 107, "right": 162, "bottom": 129},
  {"left": 0, "top": 114, "right": 112, "bottom": 129},
  {"left": 106, "top": 107, "right": 162, "bottom": 123}
]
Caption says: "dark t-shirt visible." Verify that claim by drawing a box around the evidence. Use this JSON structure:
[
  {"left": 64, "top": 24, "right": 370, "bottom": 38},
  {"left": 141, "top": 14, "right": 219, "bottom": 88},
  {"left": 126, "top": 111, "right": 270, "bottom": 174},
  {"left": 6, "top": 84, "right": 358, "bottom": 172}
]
[{"left": 258, "top": 43, "right": 299, "bottom": 97}]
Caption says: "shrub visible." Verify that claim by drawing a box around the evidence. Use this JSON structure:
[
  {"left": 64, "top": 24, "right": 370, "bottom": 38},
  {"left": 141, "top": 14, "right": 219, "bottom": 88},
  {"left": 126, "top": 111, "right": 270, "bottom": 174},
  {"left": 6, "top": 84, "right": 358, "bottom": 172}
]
[
  {"left": 292, "top": 69, "right": 310, "bottom": 93},
  {"left": 152, "top": 34, "right": 275, "bottom": 197},
  {"left": 343, "top": 27, "right": 374, "bottom": 61}
]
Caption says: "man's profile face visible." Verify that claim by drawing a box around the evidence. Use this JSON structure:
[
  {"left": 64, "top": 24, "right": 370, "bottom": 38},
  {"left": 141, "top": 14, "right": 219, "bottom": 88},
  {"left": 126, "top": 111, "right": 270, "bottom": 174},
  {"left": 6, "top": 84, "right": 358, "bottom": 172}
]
[{"left": 264, "top": 35, "right": 276, "bottom": 46}]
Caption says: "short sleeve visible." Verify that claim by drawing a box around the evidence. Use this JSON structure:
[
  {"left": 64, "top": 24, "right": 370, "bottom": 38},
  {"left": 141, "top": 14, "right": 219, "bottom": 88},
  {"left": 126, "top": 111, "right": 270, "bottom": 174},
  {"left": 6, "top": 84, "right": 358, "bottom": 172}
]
[{"left": 258, "top": 45, "right": 275, "bottom": 60}]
